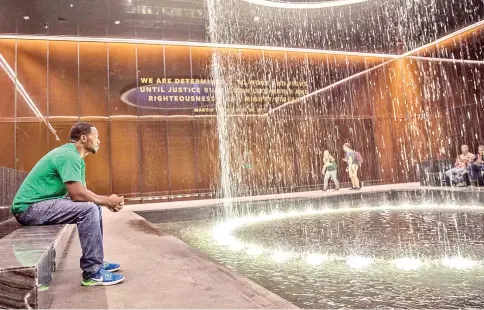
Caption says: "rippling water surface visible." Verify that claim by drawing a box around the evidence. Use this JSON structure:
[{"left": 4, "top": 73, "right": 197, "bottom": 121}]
[{"left": 156, "top": 203, "right": 484, "bottom": 308}]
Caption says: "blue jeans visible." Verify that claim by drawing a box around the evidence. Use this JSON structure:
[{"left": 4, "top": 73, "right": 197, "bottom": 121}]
[
  {"left": 469, "top": 163, "right": 484, "bottom": 182},
  {"left": 445, "top": 167, "right": 467, "bottom": 184},
  {"left": 15, "top": 198, "right": 104, "bottom": 279}
]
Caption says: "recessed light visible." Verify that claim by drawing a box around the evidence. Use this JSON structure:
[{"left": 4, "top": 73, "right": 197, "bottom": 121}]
[
  {"left": 23, "top": 16, "right": 30, "bottom": 20},
  {"left": 114, "top": 20, "right": 121, "bottom": 25},
  {"left": 253, "top": 16, "right": 260, "bottom": 22},
  {"left": 70, "top": 3, "right": 74, "bottom": 7}
]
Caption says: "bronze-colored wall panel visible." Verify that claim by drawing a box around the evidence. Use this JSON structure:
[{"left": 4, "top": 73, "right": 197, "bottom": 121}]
[
  {"left": 16, "top": 40, "right": 48, "bottom": 119},
  {"left": 137, "top": 44, "right": 165, "bottom": 117},
  {"left": 3, "top": 38, "right": 483, "bottom": 196},
  {"left": 191, "top": 47, "right": 211, "bottom": 78},
  {"left": 0, "top": 123, "right": 15, "bottom": 168},
  {"left": 48, "top": 41, "right": 79, "bottom": 117},
  {"left": 139, "top": 121, "right": 170, "bottom": 194},
  {"left": 84, "top": 121, "right": 112, "bottom": 195},
  {"left": 0, "top": 72, "right": 14, "bottom": 120},
  {"left": 370, "top": 64, "right": 394, "bottom": 182},
  {"left": 194, "top": 119, "right": 219, "bottom": 191},
  {"left": 167, "top": 120, "right": 197, "bottom": 193},
  {"left": 164, "top": 46, "right": 192, "bottom": 116},
  {"left": 374, "top": 119, "right": 398, "bottom": 182},
  {"left": 79, "top": 42, "right": 109, "bottom": 117},
  {"left": 0, "top": 40, "right": 15, "bottom": 120},
  {"left": 108, "top": 43, "right": 138, "bottom": 116},
  {"left": 48, "top": 121, "right": 76, "bottom": 148},
  {"left": 306, "top": 54, "right": 330, "bottom": 92},
  {"left": 165, "top": 46, "right": 191, "bottom": 79},
  {"left": 15, "top": 122, "right": 49, "bottom": 172},
  {"left": 0, "top": 40, "right": 16, "bottom": 65},
  {"left": 110, "top": 121, "right": 141, "bottom": 195}
]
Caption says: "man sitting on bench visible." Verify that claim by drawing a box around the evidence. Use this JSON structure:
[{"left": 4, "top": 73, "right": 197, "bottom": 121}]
[
  {"left": 11, "top": 122, "right": 125, "bottom": 286},
  {"left": 445, "top": 144, "right": 475, "bottom": 187}
]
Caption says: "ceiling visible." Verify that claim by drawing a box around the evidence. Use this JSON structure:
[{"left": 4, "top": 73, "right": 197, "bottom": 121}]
[
  {"left": 0, "top": 0, "right": 483, "bottom": 54},
  {"left": 0, "top": 0, "right": 207, "bottom": 41}
]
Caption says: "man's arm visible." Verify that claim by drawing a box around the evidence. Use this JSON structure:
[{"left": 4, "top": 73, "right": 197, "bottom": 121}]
[
  {"left": 65, "top": 181, "right": 122, "bottom": 210},
  {"left": 476, "top": 154, "right": 483, "bottom": 164}
]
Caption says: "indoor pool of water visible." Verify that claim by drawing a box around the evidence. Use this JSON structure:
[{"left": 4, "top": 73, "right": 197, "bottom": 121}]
[{"left": 153, "top": 200, "right": 484, "bottom": 309}]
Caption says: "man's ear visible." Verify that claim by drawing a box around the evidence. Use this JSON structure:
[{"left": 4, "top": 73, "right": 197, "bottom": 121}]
[{"left": 80, "top": 135, "right": 87, "bottom": 143}]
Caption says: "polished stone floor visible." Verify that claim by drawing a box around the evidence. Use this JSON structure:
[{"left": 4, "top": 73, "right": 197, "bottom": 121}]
[{"left": 42, "top": 183, "right": 484, "bottom": 309}]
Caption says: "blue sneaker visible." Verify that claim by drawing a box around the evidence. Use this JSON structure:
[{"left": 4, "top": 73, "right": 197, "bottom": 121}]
[
  {"left": 81, "top": 269, "right": 125, "bottom": 286},
  {"left": 103, "top": 261, "right": 121, "bottom": 272}
]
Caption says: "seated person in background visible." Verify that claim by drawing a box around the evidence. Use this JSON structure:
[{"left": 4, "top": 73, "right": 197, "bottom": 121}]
[
  {"left": 445, "top": 144, "right": 475, "bottom": 186},
  {"left": 469, "top": 145, "right": 484, "bottom": 186},
  {"left": 322, "top": 150, "right": 340, "bottom": 191}
]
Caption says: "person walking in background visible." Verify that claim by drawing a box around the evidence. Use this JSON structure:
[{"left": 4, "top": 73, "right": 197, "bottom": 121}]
[
  {"left": 342, "top": 143, "right": 362, "bottom": 190},
  {"left": 322, "top": 150, "right": 340, "bottom": 191},
  {"left": 445, "top": 144, "right": 475, "bottom": 186},
  {"left": 469, "top": 145, "right": 484, "bottom": 186}
]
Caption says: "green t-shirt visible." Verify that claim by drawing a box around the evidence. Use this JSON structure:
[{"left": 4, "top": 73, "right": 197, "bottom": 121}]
[
  {"left": 11, "top": 143, "right": 86, "bottom": 214},
  {"left": 326, "top": 162, "right": 337, "bottom": 171}
]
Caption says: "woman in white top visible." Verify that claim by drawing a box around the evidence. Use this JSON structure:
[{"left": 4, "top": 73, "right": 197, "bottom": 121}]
[{"left": 322, "top": 150, "right": 340, "bottom": 191}]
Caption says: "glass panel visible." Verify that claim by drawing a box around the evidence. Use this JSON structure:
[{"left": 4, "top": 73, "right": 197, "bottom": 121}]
[
  {"left": 110, "top": 120, "right": 140, "bottom": 196},
  {"left": 167, "top": 120, "right": 197, "bottom": 194},
  {"left": 164, "top": 46, "right": 192, "bottom": 117},
  {"left": 48, "top": 41, "right": 79, "bottom": 118},
  {"left": 108, "top": 43, "right": 138, "bottom": 117},
  {"left": 15, "top": 122, "right": 49, "bottom": 172},
  {"left": 139, "top": 121, "right": 169, "bottom": 196},
  {"left": 16, "top": 40, "right": 48, "bottom": 119},
  {"left": 84, "top": 121, "right": 112, "bottom": 195},
  {"left": 136, "top": 44, "right": 165, "bottom": 117},
  {"left": 79, "top": 42, "right": 109, "bottom": 118}
]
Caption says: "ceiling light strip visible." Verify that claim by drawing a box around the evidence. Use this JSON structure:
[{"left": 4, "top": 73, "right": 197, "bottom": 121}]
[
  {"left": 0, "top": 53, "right": 59, "bottom": 140},
  {"left": 407, "top": 56, "right": 484, "bottom": 65},
  {"left": 242, "top": 0, "right": 370, "bottom": 9},
  {"left": 0, "top": 35, "right": 399, "bottom": 59}
]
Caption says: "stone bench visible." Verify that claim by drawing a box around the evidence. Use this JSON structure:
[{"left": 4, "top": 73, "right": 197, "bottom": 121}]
[
  {"left": 419, "top": 159, "right": 484, "bottom": 186},
  {"left": 0, "top": 206, "right": 74, "bottom": 309}
]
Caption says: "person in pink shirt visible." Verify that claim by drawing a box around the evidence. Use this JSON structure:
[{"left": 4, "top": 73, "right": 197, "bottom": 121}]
[{"left": 445, "top": 144, "right": 475, "bottom": 186}]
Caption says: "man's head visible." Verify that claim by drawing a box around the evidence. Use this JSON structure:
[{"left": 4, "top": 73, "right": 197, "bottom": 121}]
[
  {"left": 69, "top": 122, "right": 100, "bottom": 154},
  {"left": 478, "top": 145, "right": 484, "bottom": 154},
  {"left": 461, "top": 144, "right": 469, "bottom": 154},
  {"left": 343, "top": 143, "right": 351, "bottom": 152}
]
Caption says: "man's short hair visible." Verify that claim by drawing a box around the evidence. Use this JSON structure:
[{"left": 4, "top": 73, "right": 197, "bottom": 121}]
[
  {"left": 69, "top": 122, "right": 94, "bottom": 142},
  {"left": 343, "top": 143, "right": 351, "bottom": 149}
]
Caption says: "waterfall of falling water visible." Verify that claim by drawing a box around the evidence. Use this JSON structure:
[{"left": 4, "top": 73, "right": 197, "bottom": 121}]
[
  {"left": 210, "top": 51, "right": 234, "bottom": 216},
  {"left": 204, "top": 0, "right": 484, "bottom": 219},
  {"left": 206, "top": 0, "right": 240, "bottom": 217}
]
